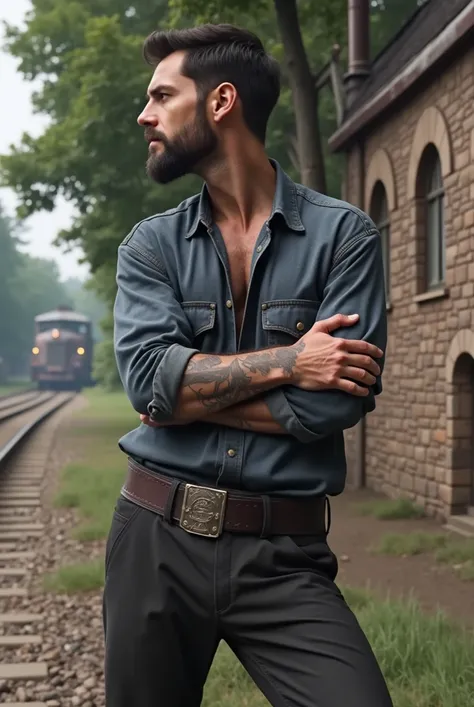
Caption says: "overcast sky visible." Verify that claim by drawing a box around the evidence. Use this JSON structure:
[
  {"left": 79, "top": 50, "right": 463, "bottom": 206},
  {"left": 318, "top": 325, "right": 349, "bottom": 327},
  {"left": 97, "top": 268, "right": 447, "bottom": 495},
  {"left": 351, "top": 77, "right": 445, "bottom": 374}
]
[{"left": 0, "top": 0, "right": 88, "bottom": 281}]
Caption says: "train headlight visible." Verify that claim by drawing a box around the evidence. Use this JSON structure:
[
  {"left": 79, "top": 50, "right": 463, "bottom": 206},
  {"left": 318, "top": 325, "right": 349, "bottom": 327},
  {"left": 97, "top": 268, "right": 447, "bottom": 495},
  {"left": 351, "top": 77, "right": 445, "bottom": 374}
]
[
  {"left": 32, "top": 346, "right": 39, "bottom": 355},
  {"left": 52, "top": 328, "right": 60, "bottom": 339},
  {"left": 77, "top": 347, "right": 85, "bottom": 355}
]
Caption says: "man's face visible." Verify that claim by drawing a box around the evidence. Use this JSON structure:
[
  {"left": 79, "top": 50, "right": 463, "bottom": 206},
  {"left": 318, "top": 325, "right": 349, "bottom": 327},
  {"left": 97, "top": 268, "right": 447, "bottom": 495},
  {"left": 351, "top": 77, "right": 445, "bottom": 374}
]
[{"left": 137, "top": 51, "right": 217, "bottom": 183}]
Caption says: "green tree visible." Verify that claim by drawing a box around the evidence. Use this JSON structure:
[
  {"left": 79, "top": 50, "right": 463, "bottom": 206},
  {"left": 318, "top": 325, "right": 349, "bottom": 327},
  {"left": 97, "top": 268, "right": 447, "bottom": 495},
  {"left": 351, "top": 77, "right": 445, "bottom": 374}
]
[
  {"left": 1, "top": 0, "right": 345, "bottom": 291},
  {"left": 1, "top": 0, "right": 422, "bottom": 277},
  {"left": 0, "top": 0, "right": 419, "bottom": 385},
  {"left": 12, "top": 255, "right": 73, "bottom": 374},
  {"left": 169, "top": 0, "right": 348, "bottom": 192},
  {"left": 0, "top": 204, "right": 24, "bottom": 374},
  {"left": 63, "top": 276, "right": 107, "bottom": 342},
  {"left": 0, "top": 202, "right": 74, "bottom": 376}
]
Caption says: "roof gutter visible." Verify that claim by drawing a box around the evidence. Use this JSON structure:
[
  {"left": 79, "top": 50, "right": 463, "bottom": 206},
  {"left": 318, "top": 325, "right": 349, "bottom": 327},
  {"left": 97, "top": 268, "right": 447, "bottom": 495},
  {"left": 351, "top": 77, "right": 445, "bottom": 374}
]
[{"left": 329, "top": 0, "right": 474, "bottom": 152}]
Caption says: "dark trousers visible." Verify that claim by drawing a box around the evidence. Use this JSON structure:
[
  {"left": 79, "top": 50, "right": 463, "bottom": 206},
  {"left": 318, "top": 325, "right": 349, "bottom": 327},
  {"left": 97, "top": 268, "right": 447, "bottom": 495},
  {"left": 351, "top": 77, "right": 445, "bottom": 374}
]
[{"left": 103, "top": 494, "right": 393, "bottom": 707}]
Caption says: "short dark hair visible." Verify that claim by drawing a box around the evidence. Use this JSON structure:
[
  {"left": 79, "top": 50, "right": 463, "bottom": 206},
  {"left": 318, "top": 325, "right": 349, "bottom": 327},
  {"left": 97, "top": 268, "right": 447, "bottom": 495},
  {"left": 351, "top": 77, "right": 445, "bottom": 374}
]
[{"left": 143, "top": 24, "right": 281, "bottom": 144}]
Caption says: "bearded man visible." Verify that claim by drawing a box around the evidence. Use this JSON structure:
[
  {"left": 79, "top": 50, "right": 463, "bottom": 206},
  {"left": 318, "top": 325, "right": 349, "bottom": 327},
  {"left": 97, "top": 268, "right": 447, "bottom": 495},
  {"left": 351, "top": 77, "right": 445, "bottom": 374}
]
[{"left": 106, "top": 22, "right": 392, "bottom": 707}]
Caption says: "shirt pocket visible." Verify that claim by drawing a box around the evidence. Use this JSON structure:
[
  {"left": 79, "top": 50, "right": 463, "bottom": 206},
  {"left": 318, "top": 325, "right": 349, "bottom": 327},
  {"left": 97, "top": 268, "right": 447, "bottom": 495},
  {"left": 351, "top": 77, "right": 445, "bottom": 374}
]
[
  {"left": 182, "top": 301, "right": 217, "bottom": 346},
  {"left": 261, "top": 299, "right": 320, "bottom": 348}
]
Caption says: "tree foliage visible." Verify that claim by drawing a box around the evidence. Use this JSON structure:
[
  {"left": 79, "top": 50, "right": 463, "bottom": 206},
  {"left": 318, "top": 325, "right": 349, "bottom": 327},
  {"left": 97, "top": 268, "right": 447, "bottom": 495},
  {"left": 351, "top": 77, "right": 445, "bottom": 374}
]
[
  {"left": 1, "top": 0, "right": 347, "bottom": 295},
  {"left": 0, "top": 205, "right": 24, "bottom": 371},
  {"left": 0, "top": 203, "right": 73, "bottom": 376},
  {"left": 1, "top": 0, "right": 421, "bottom": 385}
]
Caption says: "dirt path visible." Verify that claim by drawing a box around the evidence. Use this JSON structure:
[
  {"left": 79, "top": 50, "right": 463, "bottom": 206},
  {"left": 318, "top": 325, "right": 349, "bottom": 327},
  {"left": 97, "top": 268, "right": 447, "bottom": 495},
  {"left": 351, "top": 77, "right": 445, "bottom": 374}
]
[{"left": 329, "top": 489, "right": 474, "bottom": 625}]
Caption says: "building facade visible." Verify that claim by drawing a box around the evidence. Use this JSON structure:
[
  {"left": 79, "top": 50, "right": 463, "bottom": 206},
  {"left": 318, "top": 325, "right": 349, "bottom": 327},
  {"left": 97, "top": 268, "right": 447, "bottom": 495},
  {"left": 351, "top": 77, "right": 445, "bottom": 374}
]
[{"left": 330, "top": 0, "right": 474, "bottom": 524}]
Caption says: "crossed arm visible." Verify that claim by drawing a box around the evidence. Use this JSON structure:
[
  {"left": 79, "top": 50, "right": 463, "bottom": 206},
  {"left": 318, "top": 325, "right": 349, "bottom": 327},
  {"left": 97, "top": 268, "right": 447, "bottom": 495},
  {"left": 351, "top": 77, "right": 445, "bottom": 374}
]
[
  {"left": 144, "top": 391, "right": 287, "bottom": 435},
  {"left": 142, "top": 346, "right": 302, "bottom": 434},
  {"left": 204, "top": 397, "right": 286, "bottom": 434},
  {"left": 114, "top": 221, "right": 387, "bottom": 443}
]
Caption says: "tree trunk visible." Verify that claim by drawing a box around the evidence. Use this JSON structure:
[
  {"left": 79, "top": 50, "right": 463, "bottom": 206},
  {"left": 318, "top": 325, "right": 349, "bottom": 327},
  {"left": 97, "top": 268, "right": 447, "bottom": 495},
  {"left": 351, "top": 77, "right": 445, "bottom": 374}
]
[{"left": 273, "top": 0, "right": 326, "bottom": 192}]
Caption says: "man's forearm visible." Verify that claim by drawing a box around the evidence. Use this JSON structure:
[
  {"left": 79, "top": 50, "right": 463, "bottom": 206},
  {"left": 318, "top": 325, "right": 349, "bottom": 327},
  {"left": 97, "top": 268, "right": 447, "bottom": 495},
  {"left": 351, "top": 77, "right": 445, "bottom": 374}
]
[
  {"left": 205, "top": 397, "right": 288, "bottom": 435},
  {"left": 163, "top": 346, "right": 301, "bottom": 422}
]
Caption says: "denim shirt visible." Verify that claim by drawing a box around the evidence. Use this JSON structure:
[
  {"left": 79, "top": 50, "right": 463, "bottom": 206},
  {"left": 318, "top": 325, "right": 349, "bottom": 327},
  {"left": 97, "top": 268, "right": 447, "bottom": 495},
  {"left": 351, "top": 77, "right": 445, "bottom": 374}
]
[{"left": 114, "top": 160, "right": 387, "bottom": 498}]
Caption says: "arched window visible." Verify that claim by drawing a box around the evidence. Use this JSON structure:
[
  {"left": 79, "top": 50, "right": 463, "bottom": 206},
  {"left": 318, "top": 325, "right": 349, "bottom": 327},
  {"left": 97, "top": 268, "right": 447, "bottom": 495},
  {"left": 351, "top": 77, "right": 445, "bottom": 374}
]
[
  {"left": 370, "top": 180, "right": 390, "bottom": 301},
  {"left": 418, "top": 145, "right": 445, "bottom": 290}
]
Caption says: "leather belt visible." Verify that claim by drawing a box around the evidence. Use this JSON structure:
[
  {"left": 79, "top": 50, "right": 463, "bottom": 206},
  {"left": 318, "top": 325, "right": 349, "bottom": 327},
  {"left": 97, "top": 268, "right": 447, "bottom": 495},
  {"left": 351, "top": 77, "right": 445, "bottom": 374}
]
[{"left": 121, "top": 458, "right": 329, "bottom": 539}]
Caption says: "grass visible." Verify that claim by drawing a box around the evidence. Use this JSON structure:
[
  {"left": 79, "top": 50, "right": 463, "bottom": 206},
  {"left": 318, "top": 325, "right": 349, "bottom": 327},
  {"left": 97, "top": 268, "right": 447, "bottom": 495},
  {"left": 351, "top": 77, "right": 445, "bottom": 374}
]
[
  {"left": 373, "top": 531, "right": 448, "bottom": 556},
  {"left": 201, "top": 587, "right": 474, "bottom": 707},
  {"left": 0, "top": 379, "right": 31, "bottom": 396},
  {"left": 48, "top": 388, "right": 474, "bottom": 706},
  {"left": 344, "top": 589, "right": 474, "bottom": 707},
  {"left": 435, "top": 539, "right": 474, "bottom": 581},
  {"left": 53, "top": 387, "right": 138, "bottom": 542},
  {"left": 373, "top": 531, "right": 474, "bottom": 581},
  {"left": 43, "top": 559, "right": 104, "bottom": 594},
  {"left": 356, "top": 497, "right": 425, "bottom": 519}
]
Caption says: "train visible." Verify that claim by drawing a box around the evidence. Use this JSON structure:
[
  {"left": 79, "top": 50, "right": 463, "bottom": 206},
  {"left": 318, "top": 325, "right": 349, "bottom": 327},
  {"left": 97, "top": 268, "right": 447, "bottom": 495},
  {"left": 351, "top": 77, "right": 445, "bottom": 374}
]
[{"left": 30, "top": 306, "right": 94, "bottom": 391}]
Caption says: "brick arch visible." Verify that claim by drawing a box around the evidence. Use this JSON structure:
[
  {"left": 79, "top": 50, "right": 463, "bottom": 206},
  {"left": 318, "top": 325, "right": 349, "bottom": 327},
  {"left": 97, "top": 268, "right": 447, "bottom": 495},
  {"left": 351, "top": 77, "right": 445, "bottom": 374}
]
[
  {"left": 407, "top": 106, "right": 453, "bottom": 200},
  {"left": 445, "top": 330, "right": 474, "bottom": 382},
  {"left": 445, "top": 330, "right": 474, "bottom": 514},
  {"left": 365, "top": 149, "right": 397, "bottom": 213}
]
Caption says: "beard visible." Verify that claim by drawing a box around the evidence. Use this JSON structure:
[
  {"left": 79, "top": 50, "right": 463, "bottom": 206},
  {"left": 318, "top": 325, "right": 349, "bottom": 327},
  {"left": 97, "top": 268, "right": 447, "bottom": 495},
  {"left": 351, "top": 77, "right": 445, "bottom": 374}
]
[{"left": 145, "top": 103, "right": 218, "bottom": 184}]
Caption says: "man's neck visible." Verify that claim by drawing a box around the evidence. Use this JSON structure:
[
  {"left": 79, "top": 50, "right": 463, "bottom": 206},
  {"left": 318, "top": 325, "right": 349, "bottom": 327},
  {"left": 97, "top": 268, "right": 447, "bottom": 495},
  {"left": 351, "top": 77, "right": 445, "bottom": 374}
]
[{"left": 202, "top": 145, "right": 277, "bottom": 231}]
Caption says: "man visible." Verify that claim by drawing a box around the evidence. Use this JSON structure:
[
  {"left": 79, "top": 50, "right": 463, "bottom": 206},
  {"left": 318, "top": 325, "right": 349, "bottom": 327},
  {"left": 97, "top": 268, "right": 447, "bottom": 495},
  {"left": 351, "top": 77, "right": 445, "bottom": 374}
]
[{"left": 107, "top": 23, "right": 392, "bottom": 707}]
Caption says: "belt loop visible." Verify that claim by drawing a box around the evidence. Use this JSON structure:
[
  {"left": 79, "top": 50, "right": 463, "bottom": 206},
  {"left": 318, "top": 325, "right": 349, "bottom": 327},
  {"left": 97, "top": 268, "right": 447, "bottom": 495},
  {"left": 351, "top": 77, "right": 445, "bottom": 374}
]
[
  {"left": 260, "top": 496, "right": 272, "bottom": 539},
  {"left": 325, "top": 496, "right": 331, "bottom": 535},
  {"left": 163, "top": 479, "right": 180, "bottom": 524}
]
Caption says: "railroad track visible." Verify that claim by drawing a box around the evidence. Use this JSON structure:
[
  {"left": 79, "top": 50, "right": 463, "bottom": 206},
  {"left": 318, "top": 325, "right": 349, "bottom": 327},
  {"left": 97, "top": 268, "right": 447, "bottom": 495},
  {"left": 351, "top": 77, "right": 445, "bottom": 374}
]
[
  {"left": 0, "top": 391, "right": 57, "bottom": 424},
  {"left": 0, "top": 389, "right": 36, "bottom": 402},
  {"left": 0, "top": 392, "right": 75, "bottom": 706}
]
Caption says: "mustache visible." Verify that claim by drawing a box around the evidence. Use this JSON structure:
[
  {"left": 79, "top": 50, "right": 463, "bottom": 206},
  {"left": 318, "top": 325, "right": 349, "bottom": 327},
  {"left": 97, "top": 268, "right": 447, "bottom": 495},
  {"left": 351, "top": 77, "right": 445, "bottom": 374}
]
[{"left": 144, "top": 129, "right": 168, "bottom": 144}]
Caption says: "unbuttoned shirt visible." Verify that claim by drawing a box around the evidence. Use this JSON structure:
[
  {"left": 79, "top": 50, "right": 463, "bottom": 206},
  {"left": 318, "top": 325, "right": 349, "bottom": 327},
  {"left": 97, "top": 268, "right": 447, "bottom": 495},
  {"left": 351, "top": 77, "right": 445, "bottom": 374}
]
[{"left": 114, "top": 160, "right": 387, "bottom": 498}]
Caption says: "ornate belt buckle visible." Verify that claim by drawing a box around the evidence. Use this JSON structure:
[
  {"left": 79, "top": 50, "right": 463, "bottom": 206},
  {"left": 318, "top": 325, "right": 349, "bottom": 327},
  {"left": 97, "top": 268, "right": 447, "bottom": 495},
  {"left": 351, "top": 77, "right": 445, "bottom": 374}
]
[{"left": 179, "top": 484, "right": 227, "bottom": 538}]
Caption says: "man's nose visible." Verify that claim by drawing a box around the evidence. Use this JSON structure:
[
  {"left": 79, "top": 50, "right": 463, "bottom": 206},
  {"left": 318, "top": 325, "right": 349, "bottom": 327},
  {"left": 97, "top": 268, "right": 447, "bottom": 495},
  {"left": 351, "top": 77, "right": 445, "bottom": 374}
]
[{"left": 137, "top": 107, "right": 158, "bottom": 127}]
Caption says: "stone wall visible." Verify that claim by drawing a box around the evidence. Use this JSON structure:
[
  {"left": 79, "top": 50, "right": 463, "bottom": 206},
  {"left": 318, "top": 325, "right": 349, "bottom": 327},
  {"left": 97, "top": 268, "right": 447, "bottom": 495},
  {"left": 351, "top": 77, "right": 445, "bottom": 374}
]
[{"left": 343, "top": 47, "right": 474, "bottom": 518}]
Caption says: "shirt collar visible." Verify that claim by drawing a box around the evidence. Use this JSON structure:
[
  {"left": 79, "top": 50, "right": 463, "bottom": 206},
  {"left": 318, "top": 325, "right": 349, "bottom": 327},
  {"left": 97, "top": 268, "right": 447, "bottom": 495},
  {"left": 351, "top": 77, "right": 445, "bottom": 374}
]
[{"left": 186, "top": 159, "right": 305, "bottom": 238}]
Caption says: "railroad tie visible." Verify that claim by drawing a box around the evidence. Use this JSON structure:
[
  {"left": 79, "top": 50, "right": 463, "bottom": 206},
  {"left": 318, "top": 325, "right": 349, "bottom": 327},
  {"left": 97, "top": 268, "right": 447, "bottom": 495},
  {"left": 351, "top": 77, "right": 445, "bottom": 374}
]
[
  {"left": 0, "top": 612, "right": 43, "bottom": 623},
  {"left": 0, "top": 662, "right": 48, "bottom": 679},
  {"left": 0, "top": 634, "right": 42, "bottom": 646}
]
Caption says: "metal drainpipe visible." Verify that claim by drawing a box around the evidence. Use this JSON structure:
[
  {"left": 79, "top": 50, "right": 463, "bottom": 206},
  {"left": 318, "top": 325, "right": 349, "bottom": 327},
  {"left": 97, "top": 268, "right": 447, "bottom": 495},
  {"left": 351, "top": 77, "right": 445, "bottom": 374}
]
[
  {"left": 345, "top": 0, "right": 370, "bottom": 489},
  {"left": 345, "top": 0, "right": 371, "bottom": 108},
  {"left": 354, "top": 140, "right": 366, "bottom": 489}
]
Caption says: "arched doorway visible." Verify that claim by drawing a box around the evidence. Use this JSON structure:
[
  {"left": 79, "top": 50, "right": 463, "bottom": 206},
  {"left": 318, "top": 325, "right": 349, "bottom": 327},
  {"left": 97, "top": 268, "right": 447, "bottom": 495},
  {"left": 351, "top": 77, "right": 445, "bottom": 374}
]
[{"left": 450, "top": 353, "right": 474, "bottom": 514}]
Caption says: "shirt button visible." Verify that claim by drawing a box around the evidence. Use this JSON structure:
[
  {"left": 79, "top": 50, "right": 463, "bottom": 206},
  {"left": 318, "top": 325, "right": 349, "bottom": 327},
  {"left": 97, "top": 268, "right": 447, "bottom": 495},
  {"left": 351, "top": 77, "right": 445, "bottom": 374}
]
[
  {"left": 256, "top": 245, "right": 263, "bottom": 253},
  {"left": 227, "top": 449, "right": 236, "bottom": 457},
  {"left": 296, "top": 321, "right": 305, "bottom": 331},
  {"left": 226, "top": 300, "right": 232, "bottom": 309}
]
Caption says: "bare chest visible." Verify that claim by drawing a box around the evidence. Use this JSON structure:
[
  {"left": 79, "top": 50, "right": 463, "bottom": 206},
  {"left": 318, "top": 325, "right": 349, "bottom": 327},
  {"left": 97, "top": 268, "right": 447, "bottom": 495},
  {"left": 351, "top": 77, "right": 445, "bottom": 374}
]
[{"left": 219, "top": 227, "right": 261, "bottom": 334}]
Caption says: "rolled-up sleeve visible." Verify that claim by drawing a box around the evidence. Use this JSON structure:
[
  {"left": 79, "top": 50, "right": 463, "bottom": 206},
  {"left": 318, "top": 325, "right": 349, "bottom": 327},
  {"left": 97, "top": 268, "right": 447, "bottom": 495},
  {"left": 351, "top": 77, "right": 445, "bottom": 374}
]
[
  {"left": 113, "top": 233, "right": 198, "bottom": 419},
  {"left": 264, "top": 226, "right": 387, "bottom": 443}
]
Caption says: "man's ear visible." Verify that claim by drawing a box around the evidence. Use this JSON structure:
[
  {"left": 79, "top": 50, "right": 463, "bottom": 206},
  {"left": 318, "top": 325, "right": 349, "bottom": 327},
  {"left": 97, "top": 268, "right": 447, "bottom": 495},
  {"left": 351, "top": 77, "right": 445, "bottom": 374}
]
[{"left": 209, "top": 82, "right": 238, "bottom": 125}]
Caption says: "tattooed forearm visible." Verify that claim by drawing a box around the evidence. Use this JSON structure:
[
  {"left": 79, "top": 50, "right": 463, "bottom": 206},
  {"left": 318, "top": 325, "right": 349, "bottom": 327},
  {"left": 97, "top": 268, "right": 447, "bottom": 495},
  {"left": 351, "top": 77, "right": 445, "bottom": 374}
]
[
  {"left": 205, "top": 397, "right": 288, "bottom": 435},
  {"left": 161, "top": 344, "right": 303, "bottom": 422}
]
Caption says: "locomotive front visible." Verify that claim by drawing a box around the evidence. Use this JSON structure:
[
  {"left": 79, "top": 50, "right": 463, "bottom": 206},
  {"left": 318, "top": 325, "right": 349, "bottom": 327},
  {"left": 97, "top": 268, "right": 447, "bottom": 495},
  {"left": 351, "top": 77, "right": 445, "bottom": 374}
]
[{"left": 31, "top": 308, "right": 93, "bottom": 391}]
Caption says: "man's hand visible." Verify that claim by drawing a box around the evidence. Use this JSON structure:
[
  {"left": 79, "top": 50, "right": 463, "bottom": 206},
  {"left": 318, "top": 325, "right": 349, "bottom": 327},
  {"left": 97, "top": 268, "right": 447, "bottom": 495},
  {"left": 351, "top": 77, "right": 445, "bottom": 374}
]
[
  {"left": 291, "top": 313, "right": 383, "bottom": 396},
  {"left": 140, "top": 312, "right": 384, "bottom": 428},
  {"left": 140, "top": 413, "right": 160, "bottom": 427}
]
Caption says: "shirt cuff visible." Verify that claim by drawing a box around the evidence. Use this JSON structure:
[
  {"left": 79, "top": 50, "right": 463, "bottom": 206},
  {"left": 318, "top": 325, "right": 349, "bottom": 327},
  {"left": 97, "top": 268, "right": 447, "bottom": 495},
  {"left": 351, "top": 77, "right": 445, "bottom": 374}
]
[
  {"left": 147, "top": 343, "right": 199, "bottom": 422},
  {"left": 264, "top": 388, "right": 320, "bottom": 444}
]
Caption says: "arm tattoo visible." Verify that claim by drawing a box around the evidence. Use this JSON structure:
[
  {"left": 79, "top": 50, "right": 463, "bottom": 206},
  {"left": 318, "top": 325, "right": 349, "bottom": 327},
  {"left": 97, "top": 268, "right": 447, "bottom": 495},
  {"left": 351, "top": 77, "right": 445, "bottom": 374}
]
[{"left": 182, "top": 343, "right": 304, "bottom": 413}]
